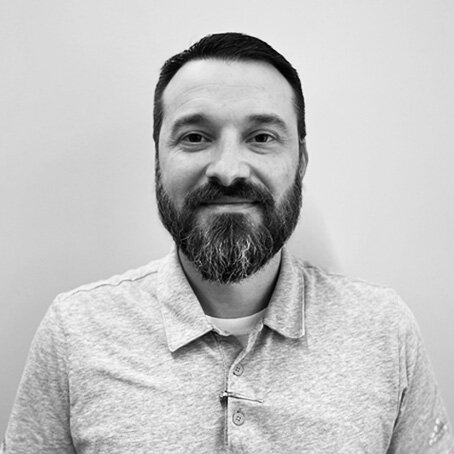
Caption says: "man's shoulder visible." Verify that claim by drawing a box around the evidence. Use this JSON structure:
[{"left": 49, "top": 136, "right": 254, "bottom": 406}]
[
  {"left": 294, "top": 257, "right": 413, "bottom": 327},
  {"left": 30, "top": 255, "right": 173, "bottom": 376},
  {"left": 49, "top": 255, "right": 170, "bottom": 321},
  {"left": 300, "top": 260, "right": 396, "bottom": 298},
  {"left": 59, "top": 257, "right": 165, "bottom": 300}
]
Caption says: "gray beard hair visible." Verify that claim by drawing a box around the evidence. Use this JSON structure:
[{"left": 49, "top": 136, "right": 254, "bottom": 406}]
[
  {"left": 155, "top": 163, "right": 302, "bottom": 284},
  {"left": 181, "top": 212, "right": 275, "bottom": 284}
]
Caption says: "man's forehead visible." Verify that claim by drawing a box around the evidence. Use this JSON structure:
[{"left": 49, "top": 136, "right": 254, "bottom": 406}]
[{"left": 160, "top": 59, "right": 296, "bottom": 124}]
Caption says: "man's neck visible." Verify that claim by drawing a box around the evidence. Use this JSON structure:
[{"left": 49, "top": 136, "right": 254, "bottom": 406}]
[{"left": 178, "top": 250, "right": 282, "bottom": 319}]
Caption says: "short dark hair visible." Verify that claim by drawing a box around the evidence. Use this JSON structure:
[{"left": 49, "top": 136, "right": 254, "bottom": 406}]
[{"left": 153, "top": 32, "right": 306, "bottom": 147}]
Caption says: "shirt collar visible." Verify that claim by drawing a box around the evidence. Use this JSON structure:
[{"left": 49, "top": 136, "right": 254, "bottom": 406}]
[
  {"left": 262, "top": 246, "right": 306, "bottom": 339},
  {"left": 156, "top": 246, "right": 213, "bottom": 353},
  {"left": 156, "top": 246, "right": 305, "bottom": 352}
]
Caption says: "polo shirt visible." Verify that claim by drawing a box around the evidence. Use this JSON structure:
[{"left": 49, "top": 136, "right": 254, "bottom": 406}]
[
  {"left": 206, "top": 308, "right": 268, "bottom": 347},
  {"left": 3, "top": 247, "right": 453, "bottom": 453}
]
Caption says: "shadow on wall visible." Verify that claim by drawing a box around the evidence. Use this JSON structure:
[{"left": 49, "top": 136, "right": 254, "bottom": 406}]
[{"left": 289, "top": 188, "right": 342, "bottom": 273}]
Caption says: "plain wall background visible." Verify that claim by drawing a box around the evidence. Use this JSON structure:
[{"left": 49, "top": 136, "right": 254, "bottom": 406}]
[{"left": 1, "top": 0, "right": 453, "bottom": 435}]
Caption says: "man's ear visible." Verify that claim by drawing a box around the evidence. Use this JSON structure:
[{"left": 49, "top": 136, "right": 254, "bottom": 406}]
[{"left": 299, "top": 138, "right": 308, "bottom": 180}]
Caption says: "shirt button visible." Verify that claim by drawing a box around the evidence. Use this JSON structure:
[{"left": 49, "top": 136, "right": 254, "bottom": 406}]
[
  {"left": 233, "top": 364, "right": 244, "bottom": 376},
  {"left": 233, "top": 409, "right": 245, "bottom": 426}
]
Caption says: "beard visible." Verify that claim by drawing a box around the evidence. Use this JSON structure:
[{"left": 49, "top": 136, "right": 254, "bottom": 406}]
[{"left": 155, "top": 165, "right": 302, "bottom": 284}]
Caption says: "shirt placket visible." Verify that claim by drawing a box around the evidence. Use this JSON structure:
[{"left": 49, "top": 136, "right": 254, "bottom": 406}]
[{"left": 216, "top": 323, "right": 265, "bottom": 452}]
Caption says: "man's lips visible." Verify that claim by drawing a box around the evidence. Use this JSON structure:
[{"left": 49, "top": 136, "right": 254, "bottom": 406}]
[
  {"left": 195, "top": 198, "right": 260, "bottom": 213},
  {"left": 200, "top": 197, "right": 258, "bottom": 206}
]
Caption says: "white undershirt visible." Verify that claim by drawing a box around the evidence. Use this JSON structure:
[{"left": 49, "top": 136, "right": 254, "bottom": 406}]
[{"left": 206, "top": 308, "right": 267, "bottom": 347}]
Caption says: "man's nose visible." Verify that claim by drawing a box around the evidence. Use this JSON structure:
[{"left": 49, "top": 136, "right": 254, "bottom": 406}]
[{"left": 205, "top": 137, "right": 251, "bottom": 186}]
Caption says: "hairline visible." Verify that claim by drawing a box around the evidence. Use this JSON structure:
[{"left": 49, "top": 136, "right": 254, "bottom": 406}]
[{"left": 155, "top": 55, "right": 303, "bottom": 152}]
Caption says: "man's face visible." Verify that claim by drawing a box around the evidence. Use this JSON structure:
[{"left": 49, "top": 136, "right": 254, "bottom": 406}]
[{"left": 156, "top": 59, "right": 307, "bottom": 283}]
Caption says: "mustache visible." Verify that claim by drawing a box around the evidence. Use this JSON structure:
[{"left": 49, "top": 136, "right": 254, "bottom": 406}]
[{"left": 183, "top": 180, "right": 274, "bottom": 210}]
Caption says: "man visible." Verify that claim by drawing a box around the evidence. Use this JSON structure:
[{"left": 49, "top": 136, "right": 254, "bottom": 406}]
[{"left": 2, "top": 32, "right": 452, "bottom": 453}]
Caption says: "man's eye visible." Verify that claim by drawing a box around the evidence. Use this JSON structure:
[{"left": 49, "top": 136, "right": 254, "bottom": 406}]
[
  {"left": 252, "top": 133, "right": 274, "bottom": 143},
  {"left": 182, "top": 133, "right": 206, "bottom": 143}
]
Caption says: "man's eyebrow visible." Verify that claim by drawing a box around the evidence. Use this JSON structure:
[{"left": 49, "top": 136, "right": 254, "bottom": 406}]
[
  {"left": 245, "top": 114, "right": 290, "bottom": 133},
  {"left": 170, "top": 114, "right": 212, "bottom": 136},
  {"left": 169, "top": 113, "right": 290, "bottom": 136}
]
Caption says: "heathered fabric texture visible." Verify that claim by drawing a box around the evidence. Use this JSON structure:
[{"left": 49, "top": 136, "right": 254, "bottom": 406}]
[
  {"left": 3, "top": 248, "right": 453, "bottom": 453},
  {"left": 206, "top": 309, "right": 268, "bottom": 347}
]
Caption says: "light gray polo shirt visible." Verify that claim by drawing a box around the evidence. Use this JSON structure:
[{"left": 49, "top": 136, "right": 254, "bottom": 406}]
[{"left": 3, "top": 248, "right": 453, "bottom": 453}]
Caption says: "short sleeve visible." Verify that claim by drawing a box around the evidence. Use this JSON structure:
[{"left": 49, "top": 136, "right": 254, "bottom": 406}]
[
  {"left": 2, "top": 299, "right": 76, "bottom": 453},
  {"left": 387, "top": 298, "right": 453, "bottom": 453}
]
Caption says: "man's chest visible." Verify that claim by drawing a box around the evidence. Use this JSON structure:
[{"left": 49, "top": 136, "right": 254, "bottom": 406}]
[{"left": 68, "top": 330, "right": 398, "bottom": 453}]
